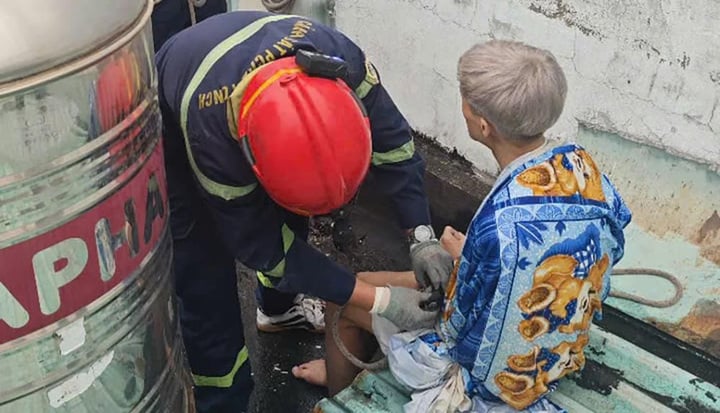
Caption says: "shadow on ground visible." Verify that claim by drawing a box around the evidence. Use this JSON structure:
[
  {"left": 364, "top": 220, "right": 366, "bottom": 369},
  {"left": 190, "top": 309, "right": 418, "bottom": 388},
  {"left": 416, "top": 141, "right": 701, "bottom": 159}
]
[{"left": 236, "top": 207, "right": 411, "bottom": 412}]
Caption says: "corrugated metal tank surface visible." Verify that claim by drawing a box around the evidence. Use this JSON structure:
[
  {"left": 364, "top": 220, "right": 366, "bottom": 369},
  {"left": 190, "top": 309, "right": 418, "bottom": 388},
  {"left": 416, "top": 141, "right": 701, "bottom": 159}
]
[{"left": 0, "top": 0, "right": 194, "bottom": 411}]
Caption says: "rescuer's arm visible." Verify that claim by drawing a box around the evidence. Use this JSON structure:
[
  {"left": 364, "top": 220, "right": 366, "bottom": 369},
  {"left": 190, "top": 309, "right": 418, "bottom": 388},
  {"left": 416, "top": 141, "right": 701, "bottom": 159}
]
[
  {"left": 353, "top": 66, "right": 431, "bottom": 231},
  {"left": 200, "top": 186, "right": 357, "bottom": 304},
  {"left": 349, "top": 60, "right": 453, "bottom": 291},
  {"left": 200, "top": 188, "right": 436, "bottom": 329},
  {"left": 311, "top": 35, "right": 428, "bottom": 229}
]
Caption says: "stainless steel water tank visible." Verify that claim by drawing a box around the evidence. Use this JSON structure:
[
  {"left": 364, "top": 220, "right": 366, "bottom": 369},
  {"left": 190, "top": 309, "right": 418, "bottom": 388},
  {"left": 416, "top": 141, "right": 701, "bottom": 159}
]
[{"left": 0, "top": 1, "right": 194, "bottom": 411}]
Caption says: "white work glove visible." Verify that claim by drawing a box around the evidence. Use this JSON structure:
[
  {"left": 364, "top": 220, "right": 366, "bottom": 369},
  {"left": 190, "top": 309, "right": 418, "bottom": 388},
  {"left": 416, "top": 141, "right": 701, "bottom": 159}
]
[
  {"left": 371, "top": 286, "right": 438, "bottom": 331},
  {"left": 410, "top": 240, "right": 454, "bottom": 290}
]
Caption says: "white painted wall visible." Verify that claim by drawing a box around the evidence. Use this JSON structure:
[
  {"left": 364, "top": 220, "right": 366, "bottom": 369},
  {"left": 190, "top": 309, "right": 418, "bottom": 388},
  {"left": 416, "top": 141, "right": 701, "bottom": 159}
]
[
  {"left": 229, "top": 0, "right": 264, "bottom": 10},
  {"left": 335, "top": 0, "right": 720, "bottom": 175},
  {"left": 335, "top": 1, "right": 720, "bottom": 350}
]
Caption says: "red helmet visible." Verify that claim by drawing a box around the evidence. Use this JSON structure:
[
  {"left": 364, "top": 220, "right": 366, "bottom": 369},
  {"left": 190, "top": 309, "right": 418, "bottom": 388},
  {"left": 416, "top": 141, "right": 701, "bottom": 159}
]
[
  {"left": 236, "top": 56, "right": 372, "bottom": 216},
  {"left": 94, "top": 49, "right": 142, "bottom": 133}
]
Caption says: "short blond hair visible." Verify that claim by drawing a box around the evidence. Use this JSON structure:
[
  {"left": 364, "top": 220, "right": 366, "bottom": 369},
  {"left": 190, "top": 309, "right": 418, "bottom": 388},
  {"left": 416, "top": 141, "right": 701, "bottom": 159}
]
[{"left": 457, "top": 40, "right": 567, "bottom": 140}]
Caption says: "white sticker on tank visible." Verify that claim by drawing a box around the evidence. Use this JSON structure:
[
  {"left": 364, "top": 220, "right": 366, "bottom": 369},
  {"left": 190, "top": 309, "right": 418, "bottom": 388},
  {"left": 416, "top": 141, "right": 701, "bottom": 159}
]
[
  {"left": 47, "top": 350, "right": 114, "bottom": 408},
  {"left": 55, "top": 317, "right": 87, "bottom": 355}
]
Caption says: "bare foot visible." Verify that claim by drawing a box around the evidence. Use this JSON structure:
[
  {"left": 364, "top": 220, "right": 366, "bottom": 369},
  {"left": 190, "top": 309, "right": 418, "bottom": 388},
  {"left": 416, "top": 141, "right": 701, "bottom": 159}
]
[{"left": 292, "top": 359, "right": 327, "bottom": 387}]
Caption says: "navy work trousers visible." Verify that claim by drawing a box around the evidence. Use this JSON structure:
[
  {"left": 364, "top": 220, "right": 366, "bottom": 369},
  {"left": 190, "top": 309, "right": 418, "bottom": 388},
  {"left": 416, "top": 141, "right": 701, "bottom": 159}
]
[
  {"left": 163, "top": 119, "right": 305, "bottom": 411},
  {"left": 173, "top": 218, "right": 254, "bottom": 412},
  {"left": 170, "top": 198, "right": 307, "bottom": 412}
]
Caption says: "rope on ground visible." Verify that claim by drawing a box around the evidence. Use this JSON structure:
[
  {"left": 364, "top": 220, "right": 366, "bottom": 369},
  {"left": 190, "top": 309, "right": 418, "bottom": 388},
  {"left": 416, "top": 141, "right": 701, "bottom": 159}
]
[
  {"left": 331, "top": 267, "right": 684, "bottom": 371},
  {"left": 261, "top": 0, "right": 296, "bottom": 13}
]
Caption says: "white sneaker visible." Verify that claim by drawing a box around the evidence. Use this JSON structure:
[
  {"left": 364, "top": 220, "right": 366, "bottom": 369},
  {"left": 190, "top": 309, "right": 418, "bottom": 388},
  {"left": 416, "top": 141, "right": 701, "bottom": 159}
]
[{"left": 256, "top": 295, "right": 326, "bottom": 333}]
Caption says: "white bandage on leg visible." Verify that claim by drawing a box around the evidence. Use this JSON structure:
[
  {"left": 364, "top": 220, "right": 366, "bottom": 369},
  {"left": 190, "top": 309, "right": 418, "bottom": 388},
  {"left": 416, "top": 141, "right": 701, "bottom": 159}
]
[{"left": 369, "top": 286, "right": 391, "bottom": 314}]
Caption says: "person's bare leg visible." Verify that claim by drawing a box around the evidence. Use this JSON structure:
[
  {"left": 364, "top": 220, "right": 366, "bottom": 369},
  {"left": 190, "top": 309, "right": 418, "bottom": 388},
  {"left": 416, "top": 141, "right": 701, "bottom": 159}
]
[
  {"left": 292, "top": 271, "right": 417, "bottom": 395},
  {"left": 355, "top": 270, "right": 418, "bottom": 290},
  {"left": 291, "top": 303, "right": 375, "bottom": 391}
]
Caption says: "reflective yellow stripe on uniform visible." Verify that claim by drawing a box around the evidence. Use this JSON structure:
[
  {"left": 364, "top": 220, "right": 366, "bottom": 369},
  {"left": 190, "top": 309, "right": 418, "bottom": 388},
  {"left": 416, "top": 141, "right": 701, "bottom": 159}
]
[
  {"left": 226, "top": 68, "right": 259, "bottom": 139},
  {"left": 355, "top": 78, "right": 374, "bottom": 99},
  {"left": 372, "top": 139, "right": 415, "bottom": 166},
  {"left": 192, "top": 346, "right": 250, "bottom": 388},
  {"left": 355, "top": 58, "right": 380, "bottom": 99},
  {"left": 351, "top": 59, "right": 414, "bottom": 165},
  {"left": 179, "top": 14, "right": 296, "bottom": 201},
  {"left": 256, "top": 223, "right": 296, "bottom": 287},
  {"left": 179, "top": 16, "right": 297, "bottom": 390}
]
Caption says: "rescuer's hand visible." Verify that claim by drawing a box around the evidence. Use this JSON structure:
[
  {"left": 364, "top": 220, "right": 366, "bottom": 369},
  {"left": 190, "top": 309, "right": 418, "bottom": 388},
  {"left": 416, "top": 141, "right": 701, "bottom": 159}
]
[
  {"left": 410, "top": 240, "right": 454, "bottom": 290},
  {"left": 372, "top": 286, "right": 437, "bottom": 331}
]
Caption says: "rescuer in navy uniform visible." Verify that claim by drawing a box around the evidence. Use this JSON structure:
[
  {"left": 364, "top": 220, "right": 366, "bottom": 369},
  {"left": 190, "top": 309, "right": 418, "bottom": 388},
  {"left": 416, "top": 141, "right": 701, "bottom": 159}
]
[
  {"left": 156, "top": 10, "right": 454, "bottom": 412},
  {"left": 151, "top": 0, "right": 228, "bottom": 52}
]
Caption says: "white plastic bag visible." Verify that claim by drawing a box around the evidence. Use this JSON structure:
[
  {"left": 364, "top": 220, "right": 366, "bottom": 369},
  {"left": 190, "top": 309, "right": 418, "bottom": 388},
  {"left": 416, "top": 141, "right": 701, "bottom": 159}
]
[{"left": 386, "top": 331, "right": 471, "bottom": 413}]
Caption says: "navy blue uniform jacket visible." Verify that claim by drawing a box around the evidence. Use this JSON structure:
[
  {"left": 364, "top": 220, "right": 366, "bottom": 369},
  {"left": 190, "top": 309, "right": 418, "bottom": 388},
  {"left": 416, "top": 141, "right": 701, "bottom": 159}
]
[{"left": 156, "top": 11, "right": 430, "bottom": 306}]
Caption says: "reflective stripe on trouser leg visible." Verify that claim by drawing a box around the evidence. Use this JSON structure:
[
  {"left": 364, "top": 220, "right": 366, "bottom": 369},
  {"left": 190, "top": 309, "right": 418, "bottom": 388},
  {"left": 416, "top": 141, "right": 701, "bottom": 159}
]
[
  {"left": 256, "top": 216, "right": 308, "bottom": 316},
  {"left": 171, "top": 215, "right": 253, "bottom": 413},
  {"left": 192, "top": 346, "right": 249, "bottom": 388},
  {"left": 254, "top": 223, "right": 296, "bottom": 315}
]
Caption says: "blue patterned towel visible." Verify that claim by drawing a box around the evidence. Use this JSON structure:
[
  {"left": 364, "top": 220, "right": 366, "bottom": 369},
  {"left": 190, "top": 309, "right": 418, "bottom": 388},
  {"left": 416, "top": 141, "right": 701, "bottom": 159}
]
[{"left": 435, "top": 142, "right": 632, "bottom": 410}]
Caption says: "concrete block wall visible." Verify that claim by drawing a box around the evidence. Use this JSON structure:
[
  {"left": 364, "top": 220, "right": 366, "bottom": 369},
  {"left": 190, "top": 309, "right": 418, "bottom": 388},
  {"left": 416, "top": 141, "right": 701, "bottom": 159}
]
[{"left": 334, "top": 0, "right": 720, "bottom": 176}]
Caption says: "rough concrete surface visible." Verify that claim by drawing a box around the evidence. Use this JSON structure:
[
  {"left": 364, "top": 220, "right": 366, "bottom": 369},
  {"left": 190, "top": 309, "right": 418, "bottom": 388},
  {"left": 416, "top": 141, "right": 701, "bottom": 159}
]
[
  {"left": 238, "top": 281, "right": 325, "bottom": 413},
  {"left": 237, "top": 208, "right": 411, "bottom": 412},
  {"left": 335, "top": 0, "right": 720, "bottom": 174}
]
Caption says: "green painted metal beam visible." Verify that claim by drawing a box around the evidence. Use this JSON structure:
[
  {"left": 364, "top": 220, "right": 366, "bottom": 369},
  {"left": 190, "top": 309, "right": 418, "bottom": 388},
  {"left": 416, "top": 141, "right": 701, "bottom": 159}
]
[{"left": 316, "top": 325, "right": 720, "bottom": 412}]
